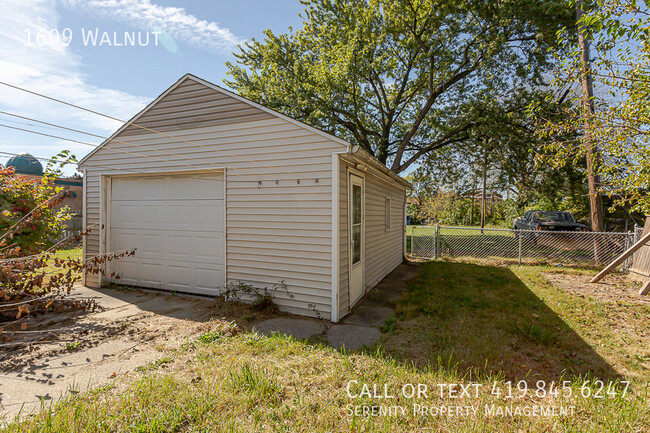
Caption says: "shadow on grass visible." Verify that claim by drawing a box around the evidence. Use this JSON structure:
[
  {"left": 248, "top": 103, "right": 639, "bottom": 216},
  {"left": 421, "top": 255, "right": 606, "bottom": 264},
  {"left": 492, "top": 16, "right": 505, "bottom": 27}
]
[{"left": 382, "top": 261, "right": 620, "bottom": 383}]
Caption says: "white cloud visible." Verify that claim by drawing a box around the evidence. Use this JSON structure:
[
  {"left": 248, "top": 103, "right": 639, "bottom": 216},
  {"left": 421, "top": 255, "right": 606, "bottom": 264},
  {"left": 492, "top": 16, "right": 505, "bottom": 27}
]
[
  {"left": 0, "top": 0, "right": 148, "bottom": 169},
  {"left": 60, "top": 0, "right": 244, "bottom": 54}
]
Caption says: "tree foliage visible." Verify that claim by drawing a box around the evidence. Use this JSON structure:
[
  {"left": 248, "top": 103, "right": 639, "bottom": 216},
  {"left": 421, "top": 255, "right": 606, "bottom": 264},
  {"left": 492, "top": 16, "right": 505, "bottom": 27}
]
[
  {"left": 537, "top": 0, "right": 650, "bottom": 215},
  {"left": 0, "top": 163, "right": 134, "bottom": 348},
  {"left": 409, "top": 87, "right": 590, "bottom": 225},
  {"left": 226, "top": 0, "right": 575, "bottom": 173},
  {"left": 0, "top": 167, "right": 68, "bottom": 254}
]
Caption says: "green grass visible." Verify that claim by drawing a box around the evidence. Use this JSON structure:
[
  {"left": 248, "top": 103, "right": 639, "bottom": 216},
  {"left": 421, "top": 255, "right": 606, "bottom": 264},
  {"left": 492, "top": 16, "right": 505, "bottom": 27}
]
[
  {"left": 385, "top": 262, "right": 650, "bottom": 383},
  {"left": 7, "top": 261, "right": 650, "bottom": 432},
  {"left": 407, "top": 226, "right": 619, "bottom": 266},
  {"left": 42, "top": 247, "right": 82, "bottom": 277}
]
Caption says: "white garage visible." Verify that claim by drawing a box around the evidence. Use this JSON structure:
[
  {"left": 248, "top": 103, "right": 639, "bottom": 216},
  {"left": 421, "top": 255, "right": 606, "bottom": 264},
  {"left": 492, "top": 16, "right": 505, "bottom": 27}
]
[
  {"left": 79, "top": 73, "right": 410, "bottom": 322},
  {"left": 108, "top": 173, "right": 225, "bottom": 295}
]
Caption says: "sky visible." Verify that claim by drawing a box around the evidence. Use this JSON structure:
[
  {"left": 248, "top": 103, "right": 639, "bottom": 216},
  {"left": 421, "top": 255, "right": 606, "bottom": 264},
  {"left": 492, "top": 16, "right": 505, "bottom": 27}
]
[{"left": 0, "top": 0, "right": 304, "bottom": 176}]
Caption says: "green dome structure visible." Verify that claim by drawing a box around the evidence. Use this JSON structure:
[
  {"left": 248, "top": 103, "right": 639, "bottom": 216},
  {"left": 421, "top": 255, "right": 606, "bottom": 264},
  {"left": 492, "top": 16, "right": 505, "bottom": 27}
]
[{"left": 6, "top": 152, "right": 44, "bottom": 176}]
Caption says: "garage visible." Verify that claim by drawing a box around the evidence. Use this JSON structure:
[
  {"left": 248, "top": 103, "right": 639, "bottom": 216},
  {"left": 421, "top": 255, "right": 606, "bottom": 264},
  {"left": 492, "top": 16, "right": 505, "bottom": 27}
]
[
  {"left": 107, "top": 172, "right": 225, "bottom": 296},
  {"left": 80, "top": 73, "right": 410, "bottom": 321}
]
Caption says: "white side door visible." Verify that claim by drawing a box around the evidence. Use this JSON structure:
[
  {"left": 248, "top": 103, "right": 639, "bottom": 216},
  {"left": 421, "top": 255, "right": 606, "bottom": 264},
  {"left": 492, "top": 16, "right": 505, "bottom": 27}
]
[{"left": 349, "top": 174, "right": 364, "bottom": 306}]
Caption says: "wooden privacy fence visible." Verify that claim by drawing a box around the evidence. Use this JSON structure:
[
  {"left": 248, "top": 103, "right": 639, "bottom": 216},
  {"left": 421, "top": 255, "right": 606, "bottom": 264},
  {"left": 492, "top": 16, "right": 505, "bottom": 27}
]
[{"left": 56, "top": 212, "right": 83, "bottom": 244}]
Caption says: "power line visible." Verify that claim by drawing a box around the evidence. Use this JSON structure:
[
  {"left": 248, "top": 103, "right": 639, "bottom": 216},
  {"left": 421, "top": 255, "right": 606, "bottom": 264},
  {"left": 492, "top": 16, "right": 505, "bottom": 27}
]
[
  {"left": 0, "top": 113, "right": 237, "bottom": 170},
  {"left": 0, "top": 81, "right": 340, "bottom": 182},
  {"left": 0, "top": 121, "right": 323, "bottom": 185},
  {"left": 0, "top": 150, "right": 58, "bottom": 163},
  {"left": 0, "top": 123, "right": 223, "bottom": 179},
  {"left": 0, "top": 110, "right": 106, "bottom": 139},
  {"left": 0, "top": 110, "right": 320, "bottom": 181}
]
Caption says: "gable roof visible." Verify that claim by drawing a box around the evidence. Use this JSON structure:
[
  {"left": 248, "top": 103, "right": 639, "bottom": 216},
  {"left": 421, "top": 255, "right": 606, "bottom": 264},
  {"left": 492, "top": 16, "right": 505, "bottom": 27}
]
[
  {"left": 78, "top": 73, "right": 349, "bottom": 165},
  {"left": 78, "top": 73, "right": 411, "bottom": 189}
]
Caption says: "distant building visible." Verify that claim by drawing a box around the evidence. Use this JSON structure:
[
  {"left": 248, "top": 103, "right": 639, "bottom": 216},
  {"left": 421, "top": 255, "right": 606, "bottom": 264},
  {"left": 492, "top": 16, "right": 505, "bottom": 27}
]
[
  {"left": 5, "top": 152, "right": 83, "bottom": 213},
  {"left": 462, "top": 188, "right": 503, "bottom": 207}
]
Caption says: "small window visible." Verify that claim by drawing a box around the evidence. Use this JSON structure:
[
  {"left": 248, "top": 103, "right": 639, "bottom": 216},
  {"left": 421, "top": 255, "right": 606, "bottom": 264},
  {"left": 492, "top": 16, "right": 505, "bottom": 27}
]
[{"left": 385, "top": 197, "right": 391, "bottom": 231}]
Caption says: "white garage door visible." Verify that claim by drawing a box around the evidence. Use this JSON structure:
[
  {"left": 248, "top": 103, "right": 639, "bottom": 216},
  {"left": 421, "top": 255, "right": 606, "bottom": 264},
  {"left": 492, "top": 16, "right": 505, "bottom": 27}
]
[{"left": 108, "top": 173, "right": 225, "bottom": 295}]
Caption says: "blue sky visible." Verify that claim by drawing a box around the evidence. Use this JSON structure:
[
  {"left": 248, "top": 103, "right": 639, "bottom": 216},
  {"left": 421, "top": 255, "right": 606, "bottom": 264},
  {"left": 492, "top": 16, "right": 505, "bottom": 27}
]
[{"left": 0, "top": 0, "right": 304, "bottom": 175}]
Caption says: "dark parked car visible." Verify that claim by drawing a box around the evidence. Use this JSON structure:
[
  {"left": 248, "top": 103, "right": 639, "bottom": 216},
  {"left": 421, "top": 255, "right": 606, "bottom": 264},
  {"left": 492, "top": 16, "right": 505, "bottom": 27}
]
[{"left": 513, "top": 211, "right": 588, "bottom": 232}]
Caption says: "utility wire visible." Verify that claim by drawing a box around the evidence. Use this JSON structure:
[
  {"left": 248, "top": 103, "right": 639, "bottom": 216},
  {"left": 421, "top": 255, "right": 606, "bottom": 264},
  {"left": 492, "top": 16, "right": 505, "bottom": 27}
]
[
  {"left": 0, "top": 110, "right": 326, "bottom": 181},
  {"left": 0, "top": 121, "right": 324, "bottom": 185},
  {"left": 0, "top": 150, "right": 58, "bottom": 164},
  {"left": 0, "top": 81, "right": 341, "bottom": 182},
  {"left": 0, "top": 123, "right": 229, "bottom": 183}
]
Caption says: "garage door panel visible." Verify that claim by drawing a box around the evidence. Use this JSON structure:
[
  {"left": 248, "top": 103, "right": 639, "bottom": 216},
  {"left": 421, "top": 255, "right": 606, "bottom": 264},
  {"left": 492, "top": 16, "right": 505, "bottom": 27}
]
[
  {"left": 107, "top": 172, "right": 225, "bottom": 295},
  {"left": 165, "top": 202, "right": 224, "bottom": 232},
  {"left": 110, "top": 231, "right": 165, "bottom": 259},
  {"left": 196, "top": 267, "right": 225, "bottom": 288},
  {"left": 165, "top": 176, "right": 225, "bottom": 200},
  {"left": 165, "top": 234, "right": 223, "bottom": 263},
  {"left": 111, "top": 202, "right": 166, "bottom": 228},
  {"left": 111, "top": 202, "right": 223, "bottom": 232},
  {"left": 112, "top": 175, "right": 225, "bottom": 201}
]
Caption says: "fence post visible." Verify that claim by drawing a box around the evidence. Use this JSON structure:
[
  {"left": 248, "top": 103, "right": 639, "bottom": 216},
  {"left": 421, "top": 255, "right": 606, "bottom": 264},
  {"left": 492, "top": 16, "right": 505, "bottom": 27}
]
[
  {"left": 411, "top": 226, "right": 415, "bottom": 257},
  {"left": 518, "top": 229, "right": 522, "bottom": 265},
  {"left": 435, "top": 223, "right": 440, "bottom": 259},
  {"left": 624, "top": 231, "right": 632, "bottom": 271}
]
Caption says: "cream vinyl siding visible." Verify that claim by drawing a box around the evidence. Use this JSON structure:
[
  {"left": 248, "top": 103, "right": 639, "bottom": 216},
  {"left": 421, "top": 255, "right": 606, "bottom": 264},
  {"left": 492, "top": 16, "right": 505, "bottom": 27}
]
[
  {"left": 338, "top": 162, "right": 350, "bottom": 316},
  {"left": 84, "top": 174, "right": 101, "bottom": 288},
  {"left": 338, "top": 159, "right": 406, "bottom": 316},
  {"left": 120, "top": 79, "right": 273, "bottom": 136},
  {"left": 82, "top": 115, "right": 342, "bottom": 316},
  {"left": 363, "top": 171, "right": 406, "bottom": 289}
]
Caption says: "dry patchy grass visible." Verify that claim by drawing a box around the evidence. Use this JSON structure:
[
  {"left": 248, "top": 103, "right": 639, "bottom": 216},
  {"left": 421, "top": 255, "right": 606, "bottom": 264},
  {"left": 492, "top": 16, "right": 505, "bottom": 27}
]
[{"left": 6, "top": 260, "right": 650, "bottom": 432}]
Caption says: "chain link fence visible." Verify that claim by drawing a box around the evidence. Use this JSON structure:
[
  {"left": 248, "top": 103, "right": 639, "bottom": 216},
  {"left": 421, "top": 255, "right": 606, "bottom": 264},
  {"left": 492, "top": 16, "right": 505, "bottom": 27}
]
[
  {"left": 635, "top": 224, "right": 644, "bottom": 243},
  {"left": 408, "top": 225, "right": 636, "bottom": 268}
]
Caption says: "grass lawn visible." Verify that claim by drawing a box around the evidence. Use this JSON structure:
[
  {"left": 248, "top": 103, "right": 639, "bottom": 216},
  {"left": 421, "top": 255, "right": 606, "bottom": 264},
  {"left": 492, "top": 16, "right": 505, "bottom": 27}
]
[
  {"left": 7, "top": 260, "right": 650, "bottom": 432},
  {"left": 41, "top": 247, "right": 82, "bottom": 277},
  {"left": 407, "top": 226, "right": 624, "bottom": 266}
]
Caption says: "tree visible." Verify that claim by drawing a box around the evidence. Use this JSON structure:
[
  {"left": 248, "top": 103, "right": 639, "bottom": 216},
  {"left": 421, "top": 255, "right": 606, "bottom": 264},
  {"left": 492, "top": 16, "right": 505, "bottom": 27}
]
[
  {"left": 0, "top": 167, "right": 68, "bottom": 254},
  {"left": 226, "top": 0, "right": 575, "bottom": 173},
  {"left": 412, "top": 87, "right": 589, "bottom": 222},
  {"left": 539, "top": 0, "right": 650, "bottom": 216},
  {"left": 0, "top": 150, "right": 77, "bottom": 254},
  {"left": 577, "top": 0, "right": 605, "bottom": 231}
]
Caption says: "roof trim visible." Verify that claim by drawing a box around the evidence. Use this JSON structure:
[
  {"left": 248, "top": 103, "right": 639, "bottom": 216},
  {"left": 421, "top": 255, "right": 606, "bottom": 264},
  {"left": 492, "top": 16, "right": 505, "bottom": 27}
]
[
  {"left": 78, "top": 74, "right": 410, "bottom": 190},
  {"left": 348, "top": 147, "right": 412, "bottom": 189}
]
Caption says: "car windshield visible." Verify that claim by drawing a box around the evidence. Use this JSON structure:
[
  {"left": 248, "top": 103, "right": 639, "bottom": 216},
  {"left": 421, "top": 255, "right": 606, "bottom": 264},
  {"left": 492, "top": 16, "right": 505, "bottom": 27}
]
[{"left": 534, "top": 212, "right": 575, "bottom": 222}]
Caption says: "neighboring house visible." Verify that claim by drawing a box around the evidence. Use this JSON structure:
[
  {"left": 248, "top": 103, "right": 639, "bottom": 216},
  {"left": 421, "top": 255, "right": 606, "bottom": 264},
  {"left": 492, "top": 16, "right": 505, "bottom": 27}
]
[
  {"left": 5, "top": 152, "right": 83, "bottom": 213},
  {"left": 78, "top": 74, "right": 410, "bottom": 322},
  {"left": 463, "top": 189, "right": 503, "bottom": 206}
]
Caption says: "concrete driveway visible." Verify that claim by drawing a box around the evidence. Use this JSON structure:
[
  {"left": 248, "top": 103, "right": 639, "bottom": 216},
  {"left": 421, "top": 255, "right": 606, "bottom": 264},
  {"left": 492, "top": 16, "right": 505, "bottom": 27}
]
[
  {"left": 1, "top": 285, "right": 217, "bottom": 421},
  {"left": 1, "top": 261, "right": 421, "bottom": 422}
]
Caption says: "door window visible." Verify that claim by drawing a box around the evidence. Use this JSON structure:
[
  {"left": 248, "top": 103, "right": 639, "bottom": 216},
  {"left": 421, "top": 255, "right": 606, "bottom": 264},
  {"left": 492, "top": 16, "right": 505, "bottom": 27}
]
[{"left": 351, "top": 183, "right": 362, "bottom": 265}]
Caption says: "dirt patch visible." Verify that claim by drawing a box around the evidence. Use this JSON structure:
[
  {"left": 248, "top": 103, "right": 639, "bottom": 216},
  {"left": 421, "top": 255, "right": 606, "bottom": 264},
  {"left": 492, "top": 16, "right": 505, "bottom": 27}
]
[
  {"left": 0, "top": 284, "right": 285, "bottom": 421},
  {"left": 543, "top": 271, "right": 650, "bottom": 305}
]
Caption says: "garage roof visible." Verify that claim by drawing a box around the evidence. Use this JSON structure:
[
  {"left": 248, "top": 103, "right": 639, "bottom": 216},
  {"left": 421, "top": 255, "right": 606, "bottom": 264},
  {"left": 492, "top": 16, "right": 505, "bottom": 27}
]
[{"left": 78, "top": 73, "right": 411, "bottom": 189}]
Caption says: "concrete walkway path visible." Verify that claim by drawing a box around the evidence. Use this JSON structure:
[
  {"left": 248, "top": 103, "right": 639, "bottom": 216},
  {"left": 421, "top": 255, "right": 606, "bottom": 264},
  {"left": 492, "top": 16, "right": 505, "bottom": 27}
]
[
  {"left": 0, "top": 285, "right": 216, "bottom": 421},
  {"left": 253, "top": 261, "right": 421, "bottom": 350}
]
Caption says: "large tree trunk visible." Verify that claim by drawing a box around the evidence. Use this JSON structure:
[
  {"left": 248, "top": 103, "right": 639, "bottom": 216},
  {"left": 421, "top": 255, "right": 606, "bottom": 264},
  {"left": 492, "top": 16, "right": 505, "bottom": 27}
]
[{"left": 577, "top": 1, "right": 605, "bottom": 233}]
